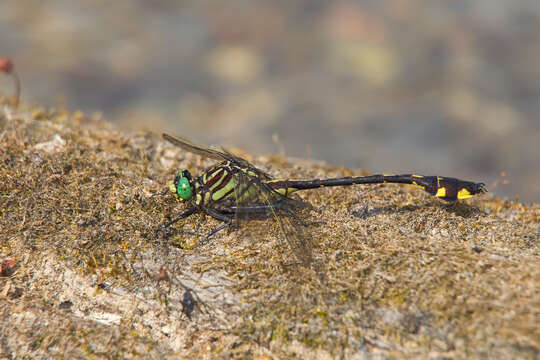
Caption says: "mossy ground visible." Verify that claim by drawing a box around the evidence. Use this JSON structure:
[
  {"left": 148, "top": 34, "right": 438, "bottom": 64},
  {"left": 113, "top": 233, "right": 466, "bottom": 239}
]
[{"left": 1, "top": 98, "right": 538, "bottom": 359}]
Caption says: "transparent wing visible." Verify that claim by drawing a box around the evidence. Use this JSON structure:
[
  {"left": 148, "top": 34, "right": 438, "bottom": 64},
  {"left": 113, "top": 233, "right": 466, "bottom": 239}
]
[
  {"left": 163, "top": 133, "right": 273, "bottom": 180},
  {"left": 229, "top": 169, "right": 314, "bottom": 267},
  {"left": 163, "top": 133, "right": 225, "bottom": 161}
]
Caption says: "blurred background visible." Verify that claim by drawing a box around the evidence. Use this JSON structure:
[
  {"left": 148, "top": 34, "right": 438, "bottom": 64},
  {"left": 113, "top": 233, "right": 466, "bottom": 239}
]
[{"left": 1, "top": 0, "right": 539, "bottom": 203}]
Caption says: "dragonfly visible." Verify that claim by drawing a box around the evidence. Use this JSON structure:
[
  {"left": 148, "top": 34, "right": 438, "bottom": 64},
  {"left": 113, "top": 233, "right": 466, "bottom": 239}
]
[{"left": 160, "top": 133, "right": 487, "bottom": 263}]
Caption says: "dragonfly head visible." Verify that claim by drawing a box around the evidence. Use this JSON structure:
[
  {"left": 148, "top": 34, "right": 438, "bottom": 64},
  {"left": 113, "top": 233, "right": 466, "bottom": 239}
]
[{"left": 169, "top": 169, "right": 193, "bottom": 201}]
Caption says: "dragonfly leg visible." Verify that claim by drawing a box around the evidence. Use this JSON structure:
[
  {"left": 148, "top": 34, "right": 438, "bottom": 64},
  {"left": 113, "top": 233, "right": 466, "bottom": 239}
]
[
  {"left": 230, "top": 204, "right": 273, "bottom": 215},
  {"left": 153, "top": 187, "right": 170, "bottom": 198},
  {"left": 163, "top": 206, "right": 198, "bottom": 228},
  {"left": 203, "top": 208, "right": 233, "bottom": 239},
  {"left": 155, "top": 206, "right": 198, "bottom": 238},
  {"left": 194, "top": 214, "right": 207, "bottom": 232}
]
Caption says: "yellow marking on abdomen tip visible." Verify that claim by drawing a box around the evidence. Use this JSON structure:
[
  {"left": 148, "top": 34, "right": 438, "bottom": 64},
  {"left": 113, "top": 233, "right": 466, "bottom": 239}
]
[
  {"left": 457, "top": 188, "right": 473, "bottom": 199},
  {"left": 436, "top": 187, "right": 447, "bottom": 198}
]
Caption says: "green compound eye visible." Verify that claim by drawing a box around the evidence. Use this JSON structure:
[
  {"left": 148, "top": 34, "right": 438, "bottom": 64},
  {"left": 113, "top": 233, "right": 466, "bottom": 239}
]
[
  {"left": 173, "top": 170, "right": 193, "bottom": 201},
  {"left": 177, "top": 177, "right": 192, "bottom": 200}
]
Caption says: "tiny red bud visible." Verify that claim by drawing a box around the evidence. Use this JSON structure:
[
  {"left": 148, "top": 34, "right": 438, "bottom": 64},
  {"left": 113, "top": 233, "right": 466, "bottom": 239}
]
[{"left": 0, "top": 57, "right": 14, "bottom": 74}]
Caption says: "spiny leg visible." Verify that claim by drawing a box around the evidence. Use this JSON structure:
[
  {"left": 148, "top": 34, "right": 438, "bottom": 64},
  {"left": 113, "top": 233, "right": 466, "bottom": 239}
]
[
  {"left": 176, "top": 214, "right": 207, "bottom": 238},
  {"left": 154, "top": 187, "right": 170, "bottom": 198},
  {"left": 203, "top": 207, "right": 233, "bottom": 239},
  {"left": 193, "top": 214, "right": 207, "bottom": 233},
  {"left": 230, "top": 204, "right": 275, "bottom": 214},
  {"left": 156, "top": 206, "right": 198, "bottom": 237}
]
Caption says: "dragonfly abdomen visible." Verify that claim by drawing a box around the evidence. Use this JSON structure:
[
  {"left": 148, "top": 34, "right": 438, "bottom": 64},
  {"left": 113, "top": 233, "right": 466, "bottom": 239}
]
[{"left": 268, "top": 174, "right": 486, "bottom": 201}]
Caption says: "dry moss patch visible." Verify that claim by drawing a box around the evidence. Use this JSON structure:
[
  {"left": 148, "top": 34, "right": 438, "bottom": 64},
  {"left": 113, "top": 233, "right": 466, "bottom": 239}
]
[{"left": 0, "top": 99, "right": 539, "bottom": 359}]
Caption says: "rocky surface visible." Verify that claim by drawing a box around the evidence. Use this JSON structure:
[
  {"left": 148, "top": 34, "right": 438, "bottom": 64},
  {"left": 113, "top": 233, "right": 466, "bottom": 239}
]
[{"left": 1, "top": 100, "right": 538, "bottom": 359}]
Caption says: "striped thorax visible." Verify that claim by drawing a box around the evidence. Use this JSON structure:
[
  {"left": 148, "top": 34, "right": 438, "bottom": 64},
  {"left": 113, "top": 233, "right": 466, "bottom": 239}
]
[{"left": 170, "top": 161, "right": 279, "bottom": 210}]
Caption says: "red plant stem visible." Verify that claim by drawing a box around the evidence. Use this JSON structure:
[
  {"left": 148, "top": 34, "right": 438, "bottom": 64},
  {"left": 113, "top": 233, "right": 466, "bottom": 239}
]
[
  {"left": 11, "top": 68, "right": 20, "bottom": 107},
  {"left": 0, "top": 58, "right": 20, "bottom": 107}
]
